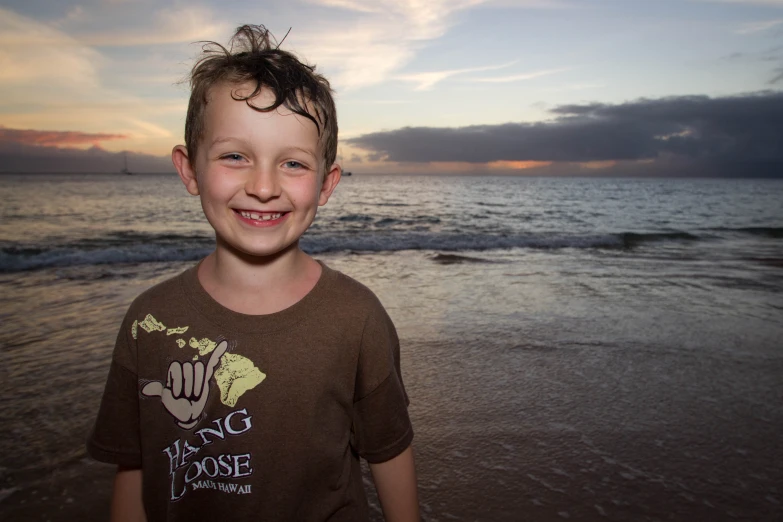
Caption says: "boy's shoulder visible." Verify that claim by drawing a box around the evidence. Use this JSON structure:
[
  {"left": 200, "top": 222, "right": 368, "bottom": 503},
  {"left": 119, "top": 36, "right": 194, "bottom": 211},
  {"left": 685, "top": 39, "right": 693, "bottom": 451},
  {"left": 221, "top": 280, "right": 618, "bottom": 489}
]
[
  {"left": 321, "top": 263, "right": 398, "bottom": 337},
  {"left": 321, "top": 262, "right": 397, "bottom": 322},
  {"left": 323, "top": 263, "right": 384, "bottom": 307},
  {"left": 121, "top": 265, "right": 195, "bottom": 324}
]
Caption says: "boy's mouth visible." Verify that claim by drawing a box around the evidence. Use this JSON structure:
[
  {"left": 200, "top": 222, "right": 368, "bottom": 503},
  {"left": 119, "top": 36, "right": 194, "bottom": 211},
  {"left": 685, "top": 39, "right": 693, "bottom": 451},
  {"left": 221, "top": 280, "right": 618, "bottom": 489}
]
[{"left": 236, "top": 210, "right": 286, "bottom": 221}]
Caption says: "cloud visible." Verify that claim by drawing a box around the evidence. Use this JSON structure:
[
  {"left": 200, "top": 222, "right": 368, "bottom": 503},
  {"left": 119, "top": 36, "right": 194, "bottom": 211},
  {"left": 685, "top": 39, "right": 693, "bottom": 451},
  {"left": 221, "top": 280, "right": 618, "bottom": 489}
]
[
  {"left": 308, "top": 0, "right": 486, "bottom": 33},
  {"left": 298, "top": 0, "right": 569, "bottom": 90},
  {"left": 736, "top": 18, "right": 783, "bottom": 33},
  {"left": 52, "top": 5, "right": 87, "bottom": 26},
  {"left": 0, "top": 7, "right": 188, "bottom": 155},
  {"left": 0, "top": 126, "right": 127, "bottom": 148},
  {"left": 697, "top": 0, "right": 783, "bottom": 5},
  {"left": 297, "top": 0, "right": 485, "bottom": 90},
  {"left": 0, "top": 134, "right": 173, "bottom": 174},
  {"left": 721, "top": 44, "right": 783, "bottom": 83},
  {"left": 77, "top": 6, "right": 231, "bottom": 46},
  {"left": 0, "top": 7, "right": 102, "bottom": 88},
  {"left": 395, "top": 61, "right": 517, "bottom": 90},
  {"left": 488, "top": 0, "right": 575, "bottom": 6},
  {"left": 467, "top": 67, "right": 569, "bottom": 83},
  {"left": 487, "top": 160, "right": 552, "bottom": 169},
  {"left": 347, "top": 91, "right": 783, "bottom": 177}
]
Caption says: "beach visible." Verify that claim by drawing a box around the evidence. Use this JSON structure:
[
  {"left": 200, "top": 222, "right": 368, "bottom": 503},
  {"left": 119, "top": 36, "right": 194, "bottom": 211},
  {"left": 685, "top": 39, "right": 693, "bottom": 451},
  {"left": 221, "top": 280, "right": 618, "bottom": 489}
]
[{"left": 1, "top": 174, "right": 782, "bottom": 521}]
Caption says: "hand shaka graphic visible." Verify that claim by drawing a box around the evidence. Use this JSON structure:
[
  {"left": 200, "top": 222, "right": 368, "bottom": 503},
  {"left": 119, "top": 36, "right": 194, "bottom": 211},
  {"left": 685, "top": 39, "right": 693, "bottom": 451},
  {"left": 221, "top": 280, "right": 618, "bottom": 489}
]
[{"left": 142, "top": 340, "right": 228, "bottom": 429}]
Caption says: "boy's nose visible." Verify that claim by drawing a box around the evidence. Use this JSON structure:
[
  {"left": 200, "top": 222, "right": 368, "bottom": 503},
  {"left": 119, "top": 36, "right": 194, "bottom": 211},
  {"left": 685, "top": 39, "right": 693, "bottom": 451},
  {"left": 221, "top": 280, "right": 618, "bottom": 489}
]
[{"left": 245, "top": 165, "right": 281, "bottom": 200}]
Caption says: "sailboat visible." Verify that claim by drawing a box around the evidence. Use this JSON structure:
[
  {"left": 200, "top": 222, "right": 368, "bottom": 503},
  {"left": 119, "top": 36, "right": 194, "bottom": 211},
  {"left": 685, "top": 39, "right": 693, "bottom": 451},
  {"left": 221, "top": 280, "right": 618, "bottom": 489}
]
[
  {"left": 121, "top": 152, "right": 133, "bottom": 175},
  {"left": 338, "top": 147, "right": 352, "bottom": 176}
]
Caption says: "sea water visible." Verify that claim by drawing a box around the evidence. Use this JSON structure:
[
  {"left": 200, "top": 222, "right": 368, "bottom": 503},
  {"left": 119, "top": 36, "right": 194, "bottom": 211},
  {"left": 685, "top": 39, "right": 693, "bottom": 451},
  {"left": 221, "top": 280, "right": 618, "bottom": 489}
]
[{"left": 1, "top": 173, "right": 782, "bottom": 521}]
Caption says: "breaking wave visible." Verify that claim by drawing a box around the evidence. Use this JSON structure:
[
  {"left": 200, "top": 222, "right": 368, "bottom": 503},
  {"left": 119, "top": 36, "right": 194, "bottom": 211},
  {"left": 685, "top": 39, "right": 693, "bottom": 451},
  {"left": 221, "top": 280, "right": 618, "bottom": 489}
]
[{"left": 0, "top": 227, "right": 757, "bottom": 272}]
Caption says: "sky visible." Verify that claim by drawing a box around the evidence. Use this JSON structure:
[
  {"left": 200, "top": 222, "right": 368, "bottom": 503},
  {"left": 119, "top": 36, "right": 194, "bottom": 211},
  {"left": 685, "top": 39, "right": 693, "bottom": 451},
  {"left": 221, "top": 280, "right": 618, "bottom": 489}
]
[{"left": 0, "top": 0, "right": 782, "bottom": 176}]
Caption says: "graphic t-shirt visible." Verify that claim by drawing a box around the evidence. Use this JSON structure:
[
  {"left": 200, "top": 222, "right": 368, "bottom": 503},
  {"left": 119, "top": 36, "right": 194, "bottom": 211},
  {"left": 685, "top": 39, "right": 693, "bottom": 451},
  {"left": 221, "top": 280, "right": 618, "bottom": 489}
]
[{"left": 87, "top": 261, "right": 413, "bottom": 522}]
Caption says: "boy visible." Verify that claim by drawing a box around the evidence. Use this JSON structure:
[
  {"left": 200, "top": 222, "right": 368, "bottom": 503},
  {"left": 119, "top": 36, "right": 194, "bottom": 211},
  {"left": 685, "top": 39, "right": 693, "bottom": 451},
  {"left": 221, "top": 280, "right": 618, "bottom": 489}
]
[{"left": 87, "top": 25, "right": 419, "bottom": 522}]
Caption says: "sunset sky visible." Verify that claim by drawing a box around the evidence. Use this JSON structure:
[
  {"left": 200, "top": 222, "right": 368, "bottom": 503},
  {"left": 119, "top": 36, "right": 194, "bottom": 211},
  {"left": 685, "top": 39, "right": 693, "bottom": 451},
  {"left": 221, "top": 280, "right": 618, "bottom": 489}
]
[{"left": 1, "top": 0, "right": 782, "bottom": 176}]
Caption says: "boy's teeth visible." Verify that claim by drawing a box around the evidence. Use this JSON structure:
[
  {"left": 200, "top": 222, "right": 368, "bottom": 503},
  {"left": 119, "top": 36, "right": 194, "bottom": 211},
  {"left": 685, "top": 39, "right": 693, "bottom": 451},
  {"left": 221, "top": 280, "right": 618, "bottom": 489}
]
[{"left": 240, "top": 211, "right": 282, "bottom": 221}]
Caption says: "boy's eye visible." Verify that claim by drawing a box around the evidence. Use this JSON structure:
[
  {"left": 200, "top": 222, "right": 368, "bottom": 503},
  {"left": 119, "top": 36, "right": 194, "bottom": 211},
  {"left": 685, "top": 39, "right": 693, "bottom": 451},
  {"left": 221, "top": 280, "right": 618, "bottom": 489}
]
[
  {"left": 221, "top": 153, "right": 244, "bottom": 162},
  {"left": 284, "top": 160, "right": 304, "bottom": 169}
]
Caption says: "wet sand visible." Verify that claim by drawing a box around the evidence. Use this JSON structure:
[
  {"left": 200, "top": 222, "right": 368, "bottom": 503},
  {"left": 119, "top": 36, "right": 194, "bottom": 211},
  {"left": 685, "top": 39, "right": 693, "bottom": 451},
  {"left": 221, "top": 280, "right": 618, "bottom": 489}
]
[
  {"left": 3, "top": 333, "right": 781, "bottom": 522},
  {"left": 1, "top": 461, "right": 112, "bottom": 522},
  {"left": 2, "top": 246, "right": 782, "bottom": 521}
]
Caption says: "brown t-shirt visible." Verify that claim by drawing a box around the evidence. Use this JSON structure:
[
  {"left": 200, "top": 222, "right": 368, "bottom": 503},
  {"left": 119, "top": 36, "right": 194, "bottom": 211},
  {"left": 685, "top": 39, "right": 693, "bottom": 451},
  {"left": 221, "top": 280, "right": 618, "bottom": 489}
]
[{"left": 87, "top": 261, "right": 413, "bottom": 521}]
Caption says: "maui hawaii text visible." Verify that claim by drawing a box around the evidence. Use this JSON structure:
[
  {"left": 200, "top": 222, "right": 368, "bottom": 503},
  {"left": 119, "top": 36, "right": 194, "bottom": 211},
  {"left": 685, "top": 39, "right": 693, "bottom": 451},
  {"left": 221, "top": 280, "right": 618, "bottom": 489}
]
[{"left": 163, "top": 408, "right": 254, "bottom": 500}]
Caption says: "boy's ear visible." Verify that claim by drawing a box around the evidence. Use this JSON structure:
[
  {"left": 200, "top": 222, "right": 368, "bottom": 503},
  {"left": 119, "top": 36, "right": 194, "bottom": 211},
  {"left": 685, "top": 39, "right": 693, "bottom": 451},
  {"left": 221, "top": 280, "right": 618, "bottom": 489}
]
[
  {"left": 172, "top": 145, "right": 199, "bottom": 196},
  {"left": 318, "top": 163, "right": 342, "bottom": 206}
]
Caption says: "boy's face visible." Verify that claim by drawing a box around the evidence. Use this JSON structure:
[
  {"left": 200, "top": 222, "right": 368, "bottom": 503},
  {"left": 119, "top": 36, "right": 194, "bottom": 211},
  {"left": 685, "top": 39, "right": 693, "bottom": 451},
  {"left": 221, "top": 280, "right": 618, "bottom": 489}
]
[{"left": 174, "top": 81, "right": 340, "bottom": 259}]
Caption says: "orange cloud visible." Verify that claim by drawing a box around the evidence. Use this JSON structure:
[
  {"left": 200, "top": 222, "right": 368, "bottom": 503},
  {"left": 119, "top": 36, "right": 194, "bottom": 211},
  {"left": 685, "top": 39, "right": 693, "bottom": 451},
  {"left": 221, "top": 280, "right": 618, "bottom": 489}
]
[
  {"left": 579, "top": 160, "right": 617, "bottom": 169},
  {"left": 487, "top": 160, "right": 553, "bottom": 170},
  {"left": 0, "top": 126, "right": 127, "bottom": 148}
]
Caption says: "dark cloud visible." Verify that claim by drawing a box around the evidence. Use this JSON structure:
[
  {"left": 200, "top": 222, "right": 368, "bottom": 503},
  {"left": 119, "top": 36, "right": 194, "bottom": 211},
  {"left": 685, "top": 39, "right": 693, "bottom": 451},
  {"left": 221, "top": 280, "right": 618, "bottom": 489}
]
[
  {"left": 347, "top": 91, "right": 783, "bottom": 177},
  {"left": 761, "top": 46, "right": 783, "bottom": 62},
  {"left": 721, "top": 45, "right": 783, "bottom": 84},
  {"left": 761, "top": 45, "right": 783, "bottom": 84},
  {"left": 722, "top": 52, "right": 745, "bottom": 61},
  {"left": 0, "top": 126, "right": 127, "bottom": 148},
  {"left": 0, "top": 138, "right": 174, "bottom": 173}
]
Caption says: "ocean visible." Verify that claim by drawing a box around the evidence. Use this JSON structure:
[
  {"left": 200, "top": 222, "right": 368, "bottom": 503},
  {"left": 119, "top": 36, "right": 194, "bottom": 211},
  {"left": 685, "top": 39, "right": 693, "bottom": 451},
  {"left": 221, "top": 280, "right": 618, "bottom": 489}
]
[{"left": 1, "top": 173, "right": 782, "bottom": 521}]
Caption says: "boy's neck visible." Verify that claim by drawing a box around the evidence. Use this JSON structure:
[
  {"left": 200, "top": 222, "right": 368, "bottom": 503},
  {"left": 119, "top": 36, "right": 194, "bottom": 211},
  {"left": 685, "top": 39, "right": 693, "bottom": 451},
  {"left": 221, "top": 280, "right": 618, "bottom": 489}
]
[{"left": 197, "top": 242, "right": 323, "bottom": 315}]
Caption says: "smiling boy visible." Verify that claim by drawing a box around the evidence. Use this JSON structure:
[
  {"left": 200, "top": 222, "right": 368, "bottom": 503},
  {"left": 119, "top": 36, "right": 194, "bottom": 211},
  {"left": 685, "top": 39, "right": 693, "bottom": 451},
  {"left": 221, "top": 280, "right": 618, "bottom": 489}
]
[{"left": 87, "top": 25, "right": 419, "bottom": 521}]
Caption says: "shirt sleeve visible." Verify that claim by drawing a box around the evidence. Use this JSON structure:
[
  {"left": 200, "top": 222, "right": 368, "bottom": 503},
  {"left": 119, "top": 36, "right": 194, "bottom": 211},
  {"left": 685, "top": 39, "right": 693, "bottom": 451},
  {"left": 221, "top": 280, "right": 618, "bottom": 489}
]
[
  {"left": 351, "top": 302, "right": 413, "bottom": 463},
  {"left": 86, "top": 311, "right": 142, "bottom": 468}
]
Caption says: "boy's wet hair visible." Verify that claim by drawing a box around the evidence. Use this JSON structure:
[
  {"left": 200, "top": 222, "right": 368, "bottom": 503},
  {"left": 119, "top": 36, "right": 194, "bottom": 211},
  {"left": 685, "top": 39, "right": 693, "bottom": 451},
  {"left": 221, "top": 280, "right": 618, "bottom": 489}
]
[{"left": 185, "top": 24, "right": 337, "bottom": 173}]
